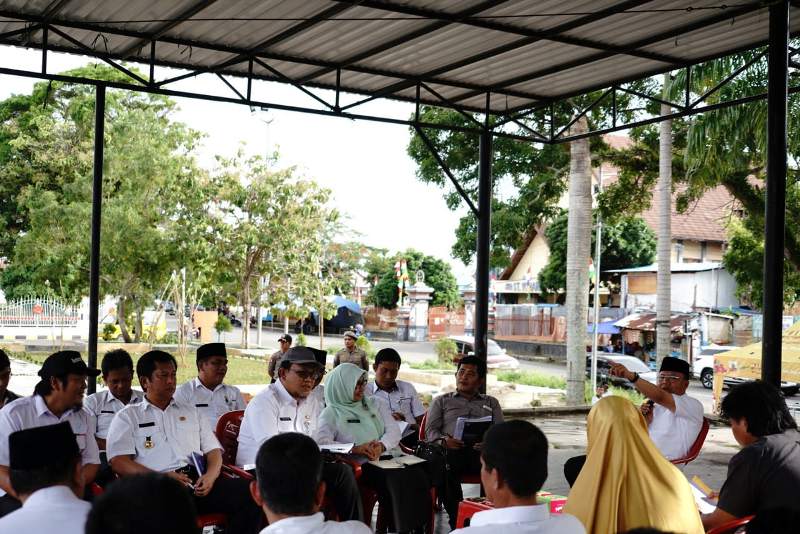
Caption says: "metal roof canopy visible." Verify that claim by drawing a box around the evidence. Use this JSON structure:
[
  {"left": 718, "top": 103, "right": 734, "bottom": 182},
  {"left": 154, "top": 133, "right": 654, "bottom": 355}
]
[
  {"left": 0, "top": 0, "right": 794, "bottom": 392},
  {"left": 1, "top": 1, "right": 800, "bottom": 143}
]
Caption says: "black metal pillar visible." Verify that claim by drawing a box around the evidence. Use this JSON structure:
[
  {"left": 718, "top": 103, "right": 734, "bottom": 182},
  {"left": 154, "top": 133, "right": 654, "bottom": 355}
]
[
  {"left": 762, "top": 1, "right": 789, "bottom": 388},
  {"left": 474, "top": 131, "right": 493, "bottom": 367},
  {"left": 87, "top": 84, "right": 106, "bottom": 391}
]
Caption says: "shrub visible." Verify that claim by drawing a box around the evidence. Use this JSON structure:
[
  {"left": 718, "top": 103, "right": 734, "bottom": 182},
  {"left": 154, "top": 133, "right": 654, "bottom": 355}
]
[
  {"left": 102, "top": 323, "right": 117, "bottom": 342},
  {"left": 494, "top": 370, "right": 566, "bottom": 390},
  {"left": 410, "top": 359, "right": 456, "bottom": 371},
  {"left": 296, "top": 333, "right": 307, "bottom": 347},
  {"left": 158, "top": 332, "right": 180, "bottom": 344},
  {"left": 214, "top": 314, "right": 233, "bottom": 334},
  {"left": 434, "top": 338, "right": 457, "bottom": 364}
]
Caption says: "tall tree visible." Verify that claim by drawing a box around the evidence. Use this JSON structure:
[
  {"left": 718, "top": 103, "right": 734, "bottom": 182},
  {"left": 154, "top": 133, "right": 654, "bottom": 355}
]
[
  {"left": 538, "top": 211, "right": 657, "bottom": 296},
  {"left": 200, "top": 152, "right": 338, "bottom": 349},
  {"left": 565, "top": 116, "right": 593, "bottom": 406}
]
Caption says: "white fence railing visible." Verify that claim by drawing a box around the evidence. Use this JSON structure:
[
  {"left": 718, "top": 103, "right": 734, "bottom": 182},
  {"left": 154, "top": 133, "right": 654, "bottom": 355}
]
[{"left": 0, "top": 296, "right": 80, "bottom": 327}]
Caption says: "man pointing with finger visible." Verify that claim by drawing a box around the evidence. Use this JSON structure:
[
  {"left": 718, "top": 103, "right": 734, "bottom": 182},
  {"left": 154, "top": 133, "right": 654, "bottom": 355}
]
[{"left": 608, "top": 356, "right": 703, "bottom": 460}]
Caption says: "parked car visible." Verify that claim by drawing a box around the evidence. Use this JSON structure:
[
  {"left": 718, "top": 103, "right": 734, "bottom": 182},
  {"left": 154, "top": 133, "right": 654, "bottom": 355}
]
[
  {"left": 692, "top": 346, "right": 799, "bottom": 395},
  {"left": 446, "top": 336, "right": 520, "bottom": 371},
  {"left": 586, "top": 354, "right": 658, "bottom": 388}
]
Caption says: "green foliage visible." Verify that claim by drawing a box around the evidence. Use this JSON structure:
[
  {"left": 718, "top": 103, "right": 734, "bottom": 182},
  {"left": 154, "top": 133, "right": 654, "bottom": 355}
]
[
  {"left": 583, "top": 382, "right": 646, "bottom": 405},
  {"left": 410, "top": 359, "right": 456, "bottom": 371},
  {"left": 355, "top": 335, "right": 372, "bottom": 355},
  {"left": 296, "top": 333, "right": 307, "bottom": 347},
  {"left": 434, "top": 338, "right": 458, "bottom": 365},
  {"left": 326, "top": 346, "right": 340, "bottom": 355},
  {"left": 494, "top": 370, "right": 567, "bottom": 390},
  {"left": 369, "top": 249, "right": 459, "bottom": 309},
  {"left": 214, "top": 314, "right": 233, "bottom": 334},
  {"left": 538, "top": 210, "right": 657, "bottom": 294},
  {"left": 101, "top": 324, "right": 117, "bottom": 342},
  {"left": 158, "top": 332, "right": 180, "bottom": 344}
]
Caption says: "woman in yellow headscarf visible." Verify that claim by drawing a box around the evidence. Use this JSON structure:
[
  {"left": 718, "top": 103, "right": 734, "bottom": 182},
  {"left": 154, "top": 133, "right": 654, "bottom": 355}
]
[{"left": 564, "top": 396, "right": 703, "bottom": 534}]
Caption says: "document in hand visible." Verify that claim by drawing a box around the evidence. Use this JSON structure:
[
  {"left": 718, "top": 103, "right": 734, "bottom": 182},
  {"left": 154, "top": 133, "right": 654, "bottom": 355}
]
[
  {"left": 453, "top": 415, "right": 492, "bottom": 446},
  {"left": 690, "top": 476, "right": 718, "bottom": 514},
  {"left": 190, "top": 452, "right": 206, "bottom": 476},
  {"left": 321, "top": 443, "right": 355, "bottom": 454}
]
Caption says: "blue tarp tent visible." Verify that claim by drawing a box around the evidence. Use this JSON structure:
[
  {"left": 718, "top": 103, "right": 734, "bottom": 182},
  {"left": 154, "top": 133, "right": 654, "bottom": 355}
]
[{"left": 586, "top": 322, "right": 621, "bottom": 334}]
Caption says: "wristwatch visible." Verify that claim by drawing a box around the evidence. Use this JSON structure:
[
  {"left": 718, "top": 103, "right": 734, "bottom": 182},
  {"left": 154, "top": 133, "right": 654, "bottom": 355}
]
[{"left": 631, "top": 372, "right": 640, "bottom": 383}]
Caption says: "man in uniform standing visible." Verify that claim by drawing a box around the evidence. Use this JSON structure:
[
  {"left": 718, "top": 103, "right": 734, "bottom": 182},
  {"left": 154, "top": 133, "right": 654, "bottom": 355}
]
[
  {"left": 267, "top": 334, "right": 292, "bottom": 383},
  {"left": 174, "top": 342, "right": 247, "bottom": 428},
  {"left": 107, "top": 350, "right": 261, "bottom": 534},
  {"left": 333, "top": 331, "right": 368, "bottom": 370},
  {"left": 0, "top": 350, "right": 101, "bottom": 517},
  {"left": 237, "top": 346, "right": 362, "bottom": 522},
  {"left": 84, "top": 349, "right": 144, "bottom": 487}
]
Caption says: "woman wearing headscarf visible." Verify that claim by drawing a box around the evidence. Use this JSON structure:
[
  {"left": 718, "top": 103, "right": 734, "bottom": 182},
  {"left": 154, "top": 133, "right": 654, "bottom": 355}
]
[
  {"left": 564, "top": 396, "right": 704, "bottom": 534},
  {"left": 317, "top": 363, "right": 430, "bottom": 532}
]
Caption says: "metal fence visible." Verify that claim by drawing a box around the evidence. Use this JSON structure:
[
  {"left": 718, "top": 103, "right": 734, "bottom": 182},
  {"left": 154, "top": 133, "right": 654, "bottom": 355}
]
[
  {"left": 494, "top": 305, "right": 554, "bottom": 337},
  {"left": 0, "top": 296, "right": 80, "bottom": 327}
]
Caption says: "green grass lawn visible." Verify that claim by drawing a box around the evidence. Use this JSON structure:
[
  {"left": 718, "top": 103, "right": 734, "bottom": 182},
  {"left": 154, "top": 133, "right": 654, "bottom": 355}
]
[{"left": 9, "top": 349, "right": 271, "bottom": 386}]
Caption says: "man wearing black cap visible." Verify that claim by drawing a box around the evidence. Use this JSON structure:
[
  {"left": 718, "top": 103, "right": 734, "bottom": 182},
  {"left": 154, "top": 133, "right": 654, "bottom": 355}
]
[
  {"left": 237, "top": 346, "right": 363, "bottom": 522},
  {"left": 609, "top": 356, "right": 704, "bottom": 460},
  {"left": 174, "top": 342, "right": 246, "bottom": 427},
  {"left": 268, "top": 334, "right": 292, "bottom": 383},
  {"left": 0, "top": 349, "right": 20, "bottom": 409},
  {"left": 0, "top": 350, "right": 101, "bottom": 516},
  {"left": 106, "top": 350, "right": 261, "bottom": 534},
  {"left": 0, "top": 422, "right": 90, "bottom": 534},
  {"left": 333, "top": 331, "right": 368, "bottom": 370}
]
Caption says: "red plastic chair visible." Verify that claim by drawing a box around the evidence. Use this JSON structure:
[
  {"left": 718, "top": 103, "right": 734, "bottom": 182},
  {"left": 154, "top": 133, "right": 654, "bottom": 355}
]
[
  {"left": 670, "top": 417, "right": 710, "bottom": 466},
  {"left": 705, "top": 515, "right": 754, "bottom": 534}
]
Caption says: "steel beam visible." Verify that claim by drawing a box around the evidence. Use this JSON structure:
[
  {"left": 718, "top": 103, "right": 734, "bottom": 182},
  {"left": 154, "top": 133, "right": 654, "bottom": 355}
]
[
  {"left": 762, "top": 2, "right": 790, "bottom": 388},
  {"left": 88, "top": 85, "right": 106, "bottom": 389},
  {"left": 474, "top": 128, "right": 493, "bottom": 371}
]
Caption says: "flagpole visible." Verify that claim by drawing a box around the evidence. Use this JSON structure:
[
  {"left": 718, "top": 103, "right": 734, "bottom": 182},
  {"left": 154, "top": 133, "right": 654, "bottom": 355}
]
[{"left": 591, "top": 164, "right": 604, "bottom": 394}]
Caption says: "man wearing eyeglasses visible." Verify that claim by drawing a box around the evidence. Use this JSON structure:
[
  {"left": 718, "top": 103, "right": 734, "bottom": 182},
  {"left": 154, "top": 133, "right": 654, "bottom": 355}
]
[
  {"left": 174, "top": 343, "right": 246, "bottom": 428},
  {"left": 609, "top": 356, "right": 703, "bottom": 460},
  {"left": 236, "top": 347, "right": 362, "bottom": 522}
]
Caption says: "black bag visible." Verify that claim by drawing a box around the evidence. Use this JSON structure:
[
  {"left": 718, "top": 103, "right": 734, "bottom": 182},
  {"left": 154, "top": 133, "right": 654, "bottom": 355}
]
[{"left": 414, "top": 438, "right": 447, "bottom": 488}]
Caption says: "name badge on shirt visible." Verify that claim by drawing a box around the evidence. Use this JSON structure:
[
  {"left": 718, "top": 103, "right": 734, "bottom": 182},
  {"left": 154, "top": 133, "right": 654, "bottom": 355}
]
[
  {"left": 195, "top": 404, "right": 209, "bottom": 407},
  {"left": 482, "top": 405, "right": 492, "bottom": 411},
  {"left": 347, "top": 419, "right": 361, "bottom": 424},
  {"left": 100, "top": 410, "right": 115, "bottom": 414},
  {"left": 279, "top": 417, "right": 291, "bottom": 421},
  {"left": 138, "top": 422, "right": 156, "bottom": 428}
]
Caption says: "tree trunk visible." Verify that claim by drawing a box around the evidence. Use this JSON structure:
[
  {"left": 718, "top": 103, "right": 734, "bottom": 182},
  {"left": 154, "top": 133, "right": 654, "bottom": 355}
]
[
  {"left": 565, "top": 115, "right": 593, "bottom": 406},
  {"left": 241, "top": 283, "right": 251, "bottom": 349},
  {"left": 657, "top": 74, "right": 673, "bottom": 368},
  {"left": 118, "top": 297, "right": 132, "bottom": 343}
]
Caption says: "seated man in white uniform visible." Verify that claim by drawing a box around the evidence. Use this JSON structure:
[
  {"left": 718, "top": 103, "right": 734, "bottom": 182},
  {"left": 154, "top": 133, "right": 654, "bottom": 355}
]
[
  {"left": 0, "top": 422, "right": 90, "bottom": 534},
  {"left": 250, "top": 433, "right": 371, "bottom": 534},
  {"left": 174, "top": 342, "right": 246, "bottom": 428},
  {"left": 107, "top": 350, "right": 261, "bottom": 534},
  {"left": 460, "top": 420, "right": 585, "bottom": 534},
  {"left": 237, "top": 346, "right": 362, "bottom": 522},
  {"left": 609, "top": 356, "right": 703, "bottom": 460},
  {"left": 84, "top": 349, "right": 144, "bottom": 487},
  {"left": 0, "top": 350, "right": 101, "bottom": 516}
]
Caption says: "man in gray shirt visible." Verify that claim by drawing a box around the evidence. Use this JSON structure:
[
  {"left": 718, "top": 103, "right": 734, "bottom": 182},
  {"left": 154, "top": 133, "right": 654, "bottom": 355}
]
[{"left": 426, "top": 355, "right": 503, "bottom": 530}]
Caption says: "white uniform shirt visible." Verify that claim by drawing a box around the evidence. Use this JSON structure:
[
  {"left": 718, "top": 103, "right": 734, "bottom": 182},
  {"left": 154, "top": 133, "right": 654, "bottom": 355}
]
[
  {"left": 316, "top": 396, "right": 401, "bottom": 460},
  {"left": 648, "top": 392, "right": 704, "bottom": 460},
  {"left": 106, "top": 396, "right": 221, "bottom": 472},
  {"left": 173, "top": 377, "right": 247, "bottom": 428},
  {"left": 0, "top": 485, "right": 91, "bottom": 534},
  {"left": 365, "top": 380, "right": 425, "bottom": 437},
  {"left": 462, "top": 504, "right": 586, "bottom": 534},
  {"left": 259, "top": 512, "right": 371, "bottom": 534},
  {"left": 84, "top": 388, "right": 144, "bottom": 444},
  {"left": 236, "top": 380, "right": 322, "bottom": 470},
  {"left": 0, "top": 395, "right": 100, "bottom": 467}
]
